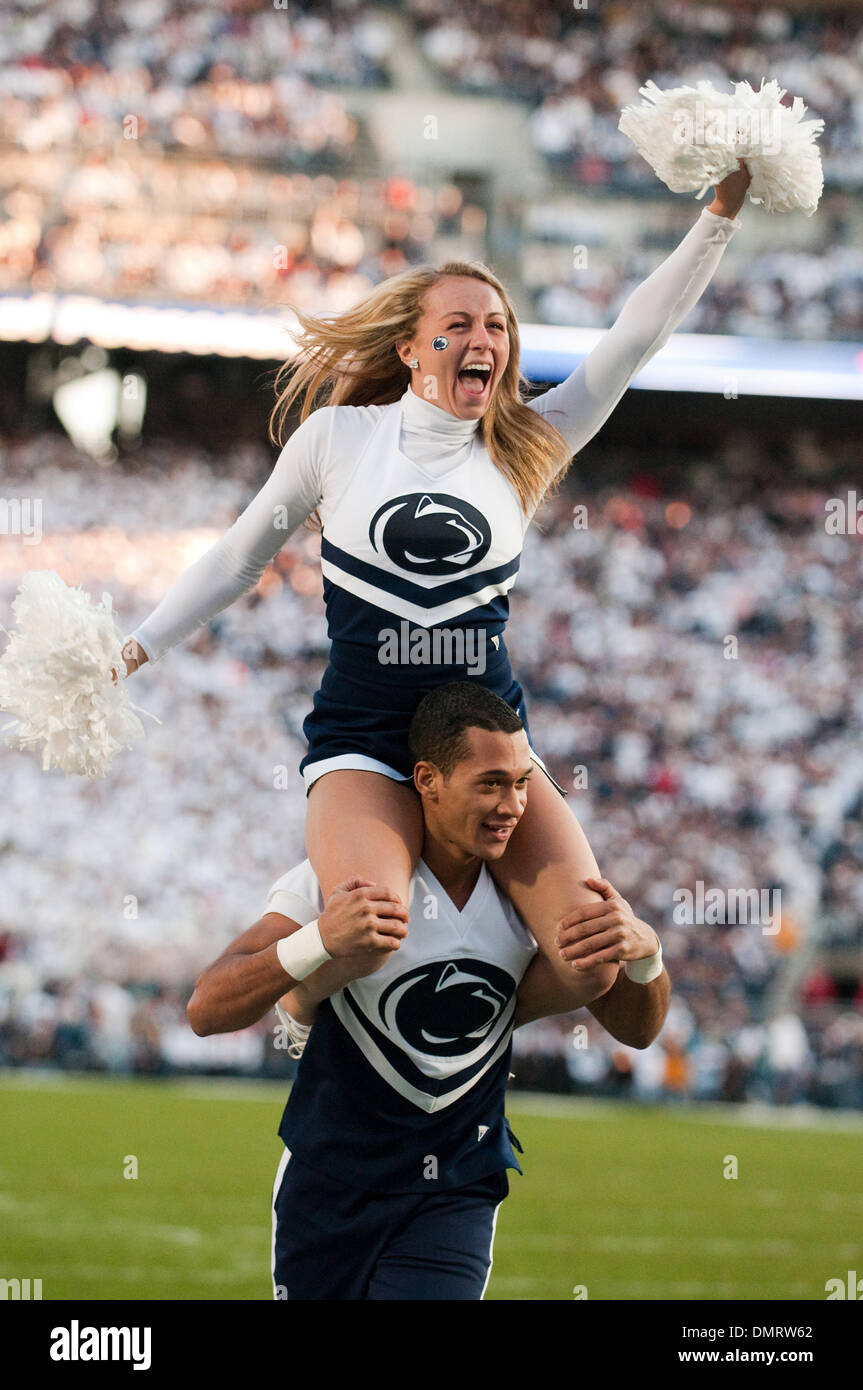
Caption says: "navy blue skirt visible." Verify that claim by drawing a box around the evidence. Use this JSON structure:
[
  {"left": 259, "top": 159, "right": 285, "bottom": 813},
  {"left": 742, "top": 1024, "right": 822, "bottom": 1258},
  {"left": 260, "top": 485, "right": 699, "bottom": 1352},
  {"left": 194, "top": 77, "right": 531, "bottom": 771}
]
[{"left": 299, "top": 636, "right": 565, "bottom": 796}]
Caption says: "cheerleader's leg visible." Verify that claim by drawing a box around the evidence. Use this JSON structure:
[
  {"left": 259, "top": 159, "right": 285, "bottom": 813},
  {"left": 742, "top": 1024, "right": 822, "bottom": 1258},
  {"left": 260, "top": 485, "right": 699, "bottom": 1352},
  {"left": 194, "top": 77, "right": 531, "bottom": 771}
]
[
  {"left": 488, "top": 769, "right": 620, "bottom": 1004},
  {"left": 305, "top": 769, "right": 423, "bottom": 913}
]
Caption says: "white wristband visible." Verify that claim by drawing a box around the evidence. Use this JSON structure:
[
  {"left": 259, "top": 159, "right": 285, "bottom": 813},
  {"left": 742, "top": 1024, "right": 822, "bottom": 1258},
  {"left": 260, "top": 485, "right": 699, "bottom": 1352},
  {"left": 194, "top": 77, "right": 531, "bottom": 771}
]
[
  {"left": 624, "top": 939, "right": 663, "bottom": 984},
  {"left": 275, "top": 919, "right": 332, "bottom": 981}
]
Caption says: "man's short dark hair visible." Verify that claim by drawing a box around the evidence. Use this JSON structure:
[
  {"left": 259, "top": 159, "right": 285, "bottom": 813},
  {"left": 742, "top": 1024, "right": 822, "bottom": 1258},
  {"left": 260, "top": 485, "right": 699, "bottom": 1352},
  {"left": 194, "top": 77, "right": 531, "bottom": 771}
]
[{"left": 408, "top": 682, "right": 525, "bottom": 778}]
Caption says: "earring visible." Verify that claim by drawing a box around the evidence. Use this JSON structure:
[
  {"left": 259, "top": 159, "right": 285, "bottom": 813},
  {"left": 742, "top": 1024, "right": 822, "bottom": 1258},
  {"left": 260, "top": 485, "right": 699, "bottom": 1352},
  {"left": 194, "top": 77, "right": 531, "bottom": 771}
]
[{"left": 409, "top": 357, "right": 419, "bottom": 369}]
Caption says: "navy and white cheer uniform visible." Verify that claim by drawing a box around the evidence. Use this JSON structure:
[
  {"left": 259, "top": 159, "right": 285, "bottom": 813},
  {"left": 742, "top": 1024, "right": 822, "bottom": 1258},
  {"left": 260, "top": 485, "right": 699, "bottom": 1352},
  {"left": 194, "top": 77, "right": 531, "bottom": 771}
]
[
  {"left": 267, "top": 854, "right": 537, "bottom": 1300},
  {"left": 127, "top": 210, "right": 740, "bottom": 788}
]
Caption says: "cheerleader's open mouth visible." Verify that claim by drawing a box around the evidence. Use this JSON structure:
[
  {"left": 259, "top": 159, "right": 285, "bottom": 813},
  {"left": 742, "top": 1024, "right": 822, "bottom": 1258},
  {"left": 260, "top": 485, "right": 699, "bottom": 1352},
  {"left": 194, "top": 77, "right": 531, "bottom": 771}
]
[{"left": 457, "top": 363, "right": 493, "bottom": 398}]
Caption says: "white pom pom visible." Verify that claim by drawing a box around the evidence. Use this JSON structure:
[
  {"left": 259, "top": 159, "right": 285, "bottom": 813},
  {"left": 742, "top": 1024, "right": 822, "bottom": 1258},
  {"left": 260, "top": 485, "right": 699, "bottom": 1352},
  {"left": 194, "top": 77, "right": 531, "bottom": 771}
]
[
  {"left": 619, "top": 78, "right": 825, "bottom": 215},
  {"left": 0, "top": 570, "right": 160, "bottom": 779},
  {"left": 729, "top": 79, "right": 824, "bottom": 215},
  {"left": 619, "top": 80, "right": 740, "bottom": 198}
]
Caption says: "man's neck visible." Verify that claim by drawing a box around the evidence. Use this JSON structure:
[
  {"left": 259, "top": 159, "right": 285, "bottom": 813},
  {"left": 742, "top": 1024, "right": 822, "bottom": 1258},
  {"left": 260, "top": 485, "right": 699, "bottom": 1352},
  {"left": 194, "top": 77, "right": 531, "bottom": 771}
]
[{"left": 419, "top": 836, "right": 483, "bottom": 913}]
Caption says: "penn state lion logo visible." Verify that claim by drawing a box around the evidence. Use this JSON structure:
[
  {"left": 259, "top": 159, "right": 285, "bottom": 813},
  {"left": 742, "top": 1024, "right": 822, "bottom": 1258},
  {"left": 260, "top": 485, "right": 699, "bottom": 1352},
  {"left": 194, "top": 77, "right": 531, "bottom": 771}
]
[
  {"left": 369, "top": 493, "right": 491, "bottom": 576},
  {"left": 378, "top": 959, "right": 515, "bottom": 1057}
]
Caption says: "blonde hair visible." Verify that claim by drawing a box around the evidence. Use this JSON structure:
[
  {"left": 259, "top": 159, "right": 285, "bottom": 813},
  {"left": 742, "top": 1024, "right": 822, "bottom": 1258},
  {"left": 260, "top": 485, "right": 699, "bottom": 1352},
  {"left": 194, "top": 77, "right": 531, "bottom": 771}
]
[{"left": 268, "top": 260, "right": 572, "bottom": 521}]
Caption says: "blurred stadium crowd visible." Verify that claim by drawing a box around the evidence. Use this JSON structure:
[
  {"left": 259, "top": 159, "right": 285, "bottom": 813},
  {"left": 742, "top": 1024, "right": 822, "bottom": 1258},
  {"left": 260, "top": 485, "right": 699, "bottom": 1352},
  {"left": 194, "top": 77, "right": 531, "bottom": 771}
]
[
  {"left": 0, "top": 0, "right": 392, "bottom": 154},
  {"left": 1, "top": 0, "right": 861, "bottom": 338},
  {"left": 409, "top": 0, "right": 863, "bottom": 186},
  {"left": 1, "top": 421, "right": 861, "bottom": 1107},
  {"left": 0, "top": 151, "right": 481, "bottom": 312},
  {"left": 3, "top": 0, "right": 859, "bottom": 175},
  {"left": 527, "top": 194, "right": 863, "bottom": 341}
]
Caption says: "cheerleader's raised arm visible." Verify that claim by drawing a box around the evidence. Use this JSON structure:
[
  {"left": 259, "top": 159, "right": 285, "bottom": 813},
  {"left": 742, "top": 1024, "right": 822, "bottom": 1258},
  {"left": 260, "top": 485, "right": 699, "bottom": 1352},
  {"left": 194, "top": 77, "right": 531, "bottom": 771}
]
[{"left": 530, "top": 163, "right": 750, "bottom": 467}]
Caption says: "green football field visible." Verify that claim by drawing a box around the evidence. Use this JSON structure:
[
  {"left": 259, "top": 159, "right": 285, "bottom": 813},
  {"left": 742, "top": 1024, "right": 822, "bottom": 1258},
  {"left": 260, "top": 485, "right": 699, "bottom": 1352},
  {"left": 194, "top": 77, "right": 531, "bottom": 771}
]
[{"left": 1, "top": 1073, "right": 861, "bottom": 1301}]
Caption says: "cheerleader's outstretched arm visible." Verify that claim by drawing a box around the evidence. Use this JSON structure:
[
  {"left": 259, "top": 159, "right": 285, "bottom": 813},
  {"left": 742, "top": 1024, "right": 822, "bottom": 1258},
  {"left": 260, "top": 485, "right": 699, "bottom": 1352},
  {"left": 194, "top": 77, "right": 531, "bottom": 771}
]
[
  {"left": 124, "top": 407, "right": 333, "bottom": 668},
  {"left": 529, "top": 165, "right": 750, "bottom": 466}
]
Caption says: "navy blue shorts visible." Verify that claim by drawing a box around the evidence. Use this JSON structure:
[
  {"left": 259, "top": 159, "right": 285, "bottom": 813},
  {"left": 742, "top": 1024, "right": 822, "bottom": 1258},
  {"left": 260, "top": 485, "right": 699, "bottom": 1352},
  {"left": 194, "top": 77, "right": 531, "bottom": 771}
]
[
  {"left": 272, "top": 1148, "right": 509, "bottom": 1301},
  {"left": 299, "top": 637, "right": 566, "bottom": 796}
]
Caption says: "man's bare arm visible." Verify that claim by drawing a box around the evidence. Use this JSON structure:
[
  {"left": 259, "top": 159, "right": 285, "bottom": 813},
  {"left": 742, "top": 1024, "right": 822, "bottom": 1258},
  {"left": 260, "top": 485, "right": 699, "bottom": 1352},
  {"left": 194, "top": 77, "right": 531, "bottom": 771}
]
[
  {"left": 187, "top": 912, "right": 307, "bottom": 1035},
  {"left": 514, "top": 876, "right": 670, "bottom": 1047},
  {"left": 279, "top": 952, "right": 386, "bottom": 1025},
  {"left": 513, "top": 951, "right": 616, "bottom": 1029},
  {"left": 513, "top": 952, "right": 670, "bottom": 1048},
  {"left": 586, "top": 966, "right": 670, "bottom": 1050},
  {"left": 187, "top": 879, "right": 408, "bottom": 1036}
]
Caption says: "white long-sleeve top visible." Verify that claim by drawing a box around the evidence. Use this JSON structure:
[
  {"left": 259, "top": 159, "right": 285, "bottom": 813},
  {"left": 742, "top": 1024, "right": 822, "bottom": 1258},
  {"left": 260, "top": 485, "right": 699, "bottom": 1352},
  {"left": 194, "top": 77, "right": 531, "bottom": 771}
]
[{"left": 129, "top": 206, "right": 740, "bottom": 664}]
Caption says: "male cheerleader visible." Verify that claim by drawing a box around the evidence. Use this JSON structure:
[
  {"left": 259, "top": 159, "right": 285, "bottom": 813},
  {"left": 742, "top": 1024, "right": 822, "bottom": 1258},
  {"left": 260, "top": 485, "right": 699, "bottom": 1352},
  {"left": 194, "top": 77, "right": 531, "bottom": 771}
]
[{"left": 188, "top": 682, "right": 669, "bottom": 1299}]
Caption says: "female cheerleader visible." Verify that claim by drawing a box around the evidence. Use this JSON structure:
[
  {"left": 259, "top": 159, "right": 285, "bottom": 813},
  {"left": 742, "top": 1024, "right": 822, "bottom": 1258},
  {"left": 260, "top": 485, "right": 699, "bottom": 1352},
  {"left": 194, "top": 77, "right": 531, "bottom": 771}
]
[{"left": 121, "top": 165, "right": 750, "bottom": 1001}]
